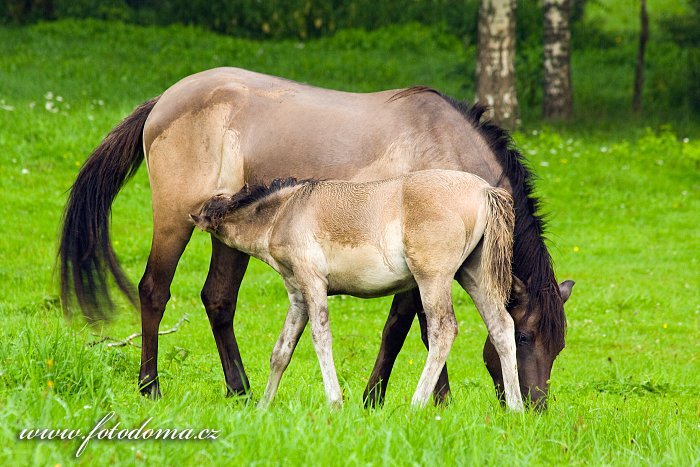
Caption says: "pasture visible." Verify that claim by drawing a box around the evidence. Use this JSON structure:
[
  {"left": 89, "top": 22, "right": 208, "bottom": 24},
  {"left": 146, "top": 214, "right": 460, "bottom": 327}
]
[{"left": 1, "top": 19, "right": 699, "bottom": 465}]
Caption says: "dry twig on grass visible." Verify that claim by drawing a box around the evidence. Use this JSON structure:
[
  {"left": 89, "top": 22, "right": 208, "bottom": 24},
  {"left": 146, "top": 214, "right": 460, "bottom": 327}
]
[{"left": 89, "top": 314, "right": 189, "bottom": 348}]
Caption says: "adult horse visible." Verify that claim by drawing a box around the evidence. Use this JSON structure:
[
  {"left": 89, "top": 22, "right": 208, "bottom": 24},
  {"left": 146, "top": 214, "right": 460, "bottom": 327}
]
[{"left": 59, "top": 67, "right": 573, "bottom": 409}]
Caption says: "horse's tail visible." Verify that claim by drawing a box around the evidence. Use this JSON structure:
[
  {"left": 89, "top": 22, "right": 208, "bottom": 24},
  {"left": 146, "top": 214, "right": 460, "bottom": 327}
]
[
  {"left": 480, "top": 187, "right": 515, "bottom": 306},
  {"left": 59, "top": 96, "right": 160, "bottom": 320}
]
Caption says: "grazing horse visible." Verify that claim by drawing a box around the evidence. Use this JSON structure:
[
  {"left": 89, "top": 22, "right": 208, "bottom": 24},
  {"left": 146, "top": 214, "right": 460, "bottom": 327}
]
[
  {"left": 59, "top": 67, "right": 573, "bottom": 409},
  {"left": 191, "top": 170, "right": 522, "bottom": 411}
]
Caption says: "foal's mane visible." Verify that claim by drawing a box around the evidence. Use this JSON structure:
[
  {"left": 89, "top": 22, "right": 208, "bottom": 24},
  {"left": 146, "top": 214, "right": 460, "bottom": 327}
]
[
  {"left": 234, "top": 177, "right": 318, "bottom": 209},
  {"left": 392, "top": 86, "right": 566, "bottom": 351},
  {"left": 202, "top": 178, "right": 317, "bottom": 226}
]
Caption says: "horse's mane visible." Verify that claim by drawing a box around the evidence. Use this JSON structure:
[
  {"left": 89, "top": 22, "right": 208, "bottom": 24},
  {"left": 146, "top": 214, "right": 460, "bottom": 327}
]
[
  {"left": 386, "top": 85, "right": 441, "bottom": 103},
  {"left": 202, "top": 178, "right": 317, "bottom": 228},
  {"left": 392, "top": 87, "right": 566, "bottom": 351},
  {"left": 452, "top": 97, "right": 566, "bottom": 352}
]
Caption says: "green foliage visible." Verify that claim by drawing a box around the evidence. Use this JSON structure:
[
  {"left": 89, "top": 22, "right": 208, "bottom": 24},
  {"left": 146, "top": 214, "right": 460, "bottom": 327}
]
[
  {"left": 1, "top": 0, "right": 481, "bottom": 38},
  {"left": 0, "top": 0, "right": 579, "bottom": 43},
  {"left": 658, "top": 0, "right": 700, "bottom": 114},
  {"left": 1, "top": 19, "right": 699, "bottom": 464}
]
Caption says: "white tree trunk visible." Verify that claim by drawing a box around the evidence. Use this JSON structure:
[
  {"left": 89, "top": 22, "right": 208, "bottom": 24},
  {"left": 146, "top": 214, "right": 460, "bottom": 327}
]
[
  {"left": 543, "top": 0, "right": 573, "bottom": 119},
  {"left": 476, "top": 0, "right": 519, "bottom": 130}
]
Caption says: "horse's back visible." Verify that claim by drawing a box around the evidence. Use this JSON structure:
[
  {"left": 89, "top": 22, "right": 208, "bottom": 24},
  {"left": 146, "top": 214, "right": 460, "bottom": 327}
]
[{"left": 142, "top": 68, "right": 501, "bottom": 218}]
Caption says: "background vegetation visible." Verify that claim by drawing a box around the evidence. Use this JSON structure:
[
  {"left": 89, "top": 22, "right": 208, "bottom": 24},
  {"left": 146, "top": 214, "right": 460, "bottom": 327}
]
[
  {"left": 0, "top": 1, "right": 699, "bottom": 465},
  {"left": 2, "top": 0, "right": 700, "bottom": 124}
]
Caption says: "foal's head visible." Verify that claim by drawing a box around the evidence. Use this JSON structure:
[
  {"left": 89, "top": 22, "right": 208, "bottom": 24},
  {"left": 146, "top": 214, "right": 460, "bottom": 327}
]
[
  {"left": 190, "top": 178, "right": 313, "bottom": 243},
  {"left": 483, "top": 276, "right": 574, "bottom": 410},
  {"left": 190, "top": 193, "right": 239, "bottom": 236}
]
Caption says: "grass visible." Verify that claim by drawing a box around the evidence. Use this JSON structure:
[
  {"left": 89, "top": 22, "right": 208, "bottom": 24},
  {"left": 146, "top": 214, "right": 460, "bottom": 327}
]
[
  {"left": 1, "top": 19, "right": 699, "bottom": 465},
  {"left": 584, "top": 0, "right": 691, "bottom": 33}
]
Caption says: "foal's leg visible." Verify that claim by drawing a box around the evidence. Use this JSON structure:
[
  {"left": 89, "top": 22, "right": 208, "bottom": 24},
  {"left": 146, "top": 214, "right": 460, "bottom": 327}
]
[
  {"left": 411, "top": 279, "right": 458, "bottom": 408},
  {"left": 417, "top": 310, "right": 451, "bottom": 404},
  {"left": 303, "top": 284, "right": 343, "bottom": 408},
  {"left": 456, "top": 268, "right": 523, "bottom": 412},
  {"left": 138, "top": 222, "right": 193, "bottom": 398},
  {"left": 201, "top": 237, "right": 251, "bottom": 396},
  {"left": 363, "top": 290, "right": 451, "bottom": 407},
  {"left": 260, "top": 290, "right": 308, "bottom": 407}
]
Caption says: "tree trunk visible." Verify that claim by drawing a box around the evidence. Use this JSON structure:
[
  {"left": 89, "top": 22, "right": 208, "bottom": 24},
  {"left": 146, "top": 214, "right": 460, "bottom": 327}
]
[
  {"left": 543, "top": 0, "right": 573, "bottom": 120},
  {"left": 633, "top": 0, "right": 649, "bottom": 114},
  {"left": 476, "top": 0, "right": 519, "bottom": 130}
]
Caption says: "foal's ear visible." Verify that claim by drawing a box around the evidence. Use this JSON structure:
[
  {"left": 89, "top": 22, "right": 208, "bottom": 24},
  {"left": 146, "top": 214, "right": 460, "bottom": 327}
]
[
  {"left": 559, "top": 280, "right": 575, "bottom": 303},
  {"left": 189, "top": 213, "right": 213, "bottom": 231}
]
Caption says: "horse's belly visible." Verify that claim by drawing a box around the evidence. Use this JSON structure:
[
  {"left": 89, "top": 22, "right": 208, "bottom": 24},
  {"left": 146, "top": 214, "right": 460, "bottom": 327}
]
[{"left": 325, "top": 244, "right": 415, "bottom": 299}]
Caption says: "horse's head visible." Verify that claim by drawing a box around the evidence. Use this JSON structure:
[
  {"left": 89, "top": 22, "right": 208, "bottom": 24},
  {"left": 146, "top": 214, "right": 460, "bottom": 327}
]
[{"left": 483, "top": 276, "right": 574, "bottom": 410}]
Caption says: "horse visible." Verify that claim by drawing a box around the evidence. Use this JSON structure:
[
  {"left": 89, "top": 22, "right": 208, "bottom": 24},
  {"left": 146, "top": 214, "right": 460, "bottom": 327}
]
[
  {"left": 59, "top": 67, "right": 574, "bottom": 409},
  {"left": 190, "top": 170, "right": 522, "bottom": 410}
]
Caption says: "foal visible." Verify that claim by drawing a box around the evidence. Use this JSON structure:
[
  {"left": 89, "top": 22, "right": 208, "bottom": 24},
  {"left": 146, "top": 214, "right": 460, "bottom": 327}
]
[{"left": 191, "top": 169, "right": 522, "bottom": 411}]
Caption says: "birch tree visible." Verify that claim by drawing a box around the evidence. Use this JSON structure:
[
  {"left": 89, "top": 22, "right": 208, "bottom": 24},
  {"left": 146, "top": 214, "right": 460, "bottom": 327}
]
[
  {"left": 543, "top": 0, "right": 573, "bottom": 120},
  {"left": 476, "top": 0, "right": 519, "bottom": 130}
]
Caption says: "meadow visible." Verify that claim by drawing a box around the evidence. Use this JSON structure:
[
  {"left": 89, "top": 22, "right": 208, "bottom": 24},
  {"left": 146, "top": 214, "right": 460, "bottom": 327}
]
[{"left": 0, "top": 19, "right": 699, "bottom": 465}]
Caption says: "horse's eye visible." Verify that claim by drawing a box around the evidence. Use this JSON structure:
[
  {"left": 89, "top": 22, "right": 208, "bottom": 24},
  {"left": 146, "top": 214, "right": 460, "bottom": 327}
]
[{"left": 516, "top": 332, "right": 531, "bottom": 346}]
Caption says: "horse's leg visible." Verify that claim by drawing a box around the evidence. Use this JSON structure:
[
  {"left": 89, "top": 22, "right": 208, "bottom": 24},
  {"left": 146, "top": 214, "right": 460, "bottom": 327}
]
[
  {"left": 138, "top": 222, "right": 193, "bottom": 398},
  {"left": 303, "top": 285, "right": 342, "bottom": 408},
  {"left": 201, "top": 237, "right": 251, "bottom": 396},
  {"left": 411, "top": 278, "right": 458, "bottom": 407},
  {"left": 363, "top": 289, "right": 451, "bottom": 407},
  {"left": 363, "top": 290, "right": 417, "bottom": 407},
  {"left": 416, "top": 310, "right": 451, "bottom": 404},
  {"left": 456, "top": 267, "right": 523, "bottom": 412},
  {"left": 260, "top": 290, "right": 308, "bottom": 407}
]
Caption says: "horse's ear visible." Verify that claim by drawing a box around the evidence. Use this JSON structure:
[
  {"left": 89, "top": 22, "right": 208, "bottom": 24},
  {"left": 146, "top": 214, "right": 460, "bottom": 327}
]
[
  {"left": 559, "top": 280, "right": 575, "bottom": 303},
  {"left": 190, "top": 213, "right": 212, "bottom": 231},
  {"left": 512, "top": 275, "right": 527, "bottom": 297}
]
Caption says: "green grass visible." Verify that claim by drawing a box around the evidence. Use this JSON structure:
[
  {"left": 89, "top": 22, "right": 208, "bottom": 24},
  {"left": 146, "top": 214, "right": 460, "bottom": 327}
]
[
  {"left": 584, "top": 0, "right": 691, "bottom": 33},
  {"left": 1, "top": 20, "right": 699, "bottom": 465}
]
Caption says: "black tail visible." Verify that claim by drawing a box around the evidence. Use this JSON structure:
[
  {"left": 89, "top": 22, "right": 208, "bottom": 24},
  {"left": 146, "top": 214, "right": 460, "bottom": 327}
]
[{"left": 59, "top": 96, "right": 159, "bottom": 320}]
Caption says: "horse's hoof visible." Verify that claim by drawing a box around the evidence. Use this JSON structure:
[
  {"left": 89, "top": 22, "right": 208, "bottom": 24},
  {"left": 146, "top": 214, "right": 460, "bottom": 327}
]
[
  {"left": 225, "top": 385, "right": 249, "bottom": 398},
  {"left": 226, "top": 387, "right": 255, "bottom": 405},
  {"left": 362, "top": 386, "right": 385, "bottom": 409},
  {"left": 433, "top": 394, "right": 452, "bottom": 407},
  {"left": 139, "top": 380, "right": 161, "bottom": 399},
  {"left": 433, "top": 386, "right": 452, "bottom": 407}
]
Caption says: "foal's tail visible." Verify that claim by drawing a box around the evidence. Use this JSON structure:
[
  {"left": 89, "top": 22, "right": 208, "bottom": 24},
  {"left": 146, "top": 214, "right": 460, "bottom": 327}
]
[
  {"left": 59, "top": 96, "right": 160, "bottom": 320},
  {"left": 481, "top": 187, "right": 515, "bottom": 306}
]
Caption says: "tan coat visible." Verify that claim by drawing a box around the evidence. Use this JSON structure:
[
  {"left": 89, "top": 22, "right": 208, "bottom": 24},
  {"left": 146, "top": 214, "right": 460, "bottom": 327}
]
[{"left": 194, "top": 169, "right": 523, "bottom": 410}]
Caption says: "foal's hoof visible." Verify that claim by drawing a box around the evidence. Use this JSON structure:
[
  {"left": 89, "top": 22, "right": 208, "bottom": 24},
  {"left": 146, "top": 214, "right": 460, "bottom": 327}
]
[
  {"left": 507, "top": 400, "right": 525, "bottom": 413},
  {"left": 329, "top": 399, "right": 344, "bottom": 410},
  {"left": 139, "top": 380, "right": 162, "bottom": 400}
]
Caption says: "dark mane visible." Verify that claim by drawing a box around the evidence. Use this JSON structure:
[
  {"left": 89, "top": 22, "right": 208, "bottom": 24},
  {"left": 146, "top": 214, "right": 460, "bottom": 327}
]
[
  {"left": 386, "top": 85, "right": 441, "bottom": 103},
  {"left": 201, "top": 177, "right": 317, "bottom": 228},
  {"left": 233, "top": 177, "right": 318, "bottom": 210},
  {"left": 439, "top": 94, "right": 566, "bottom": 352}
]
